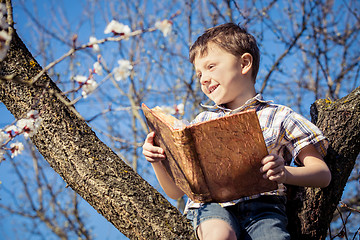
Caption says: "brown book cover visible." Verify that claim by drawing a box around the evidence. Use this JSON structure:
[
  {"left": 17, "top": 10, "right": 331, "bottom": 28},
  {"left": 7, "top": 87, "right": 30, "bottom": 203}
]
[{"left": 142, "top": 103, "right": 277, "bottom": 203}]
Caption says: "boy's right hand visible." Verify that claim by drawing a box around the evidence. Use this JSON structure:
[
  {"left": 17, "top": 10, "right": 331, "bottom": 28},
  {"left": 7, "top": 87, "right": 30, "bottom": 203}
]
[{"left": 142, "top": 132, "right": 166, "bottom": 163}]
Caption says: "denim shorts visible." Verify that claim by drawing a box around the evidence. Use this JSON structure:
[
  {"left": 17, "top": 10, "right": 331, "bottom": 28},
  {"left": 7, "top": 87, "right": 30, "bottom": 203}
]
[{"left": 186, "top": 195, "right": 290, "bottom": 240}]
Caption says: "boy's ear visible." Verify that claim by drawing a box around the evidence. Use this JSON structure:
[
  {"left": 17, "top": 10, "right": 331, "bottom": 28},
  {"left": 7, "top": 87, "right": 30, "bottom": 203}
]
[{"left": 240, "top": 53, "right": 253, "bottom": 75}]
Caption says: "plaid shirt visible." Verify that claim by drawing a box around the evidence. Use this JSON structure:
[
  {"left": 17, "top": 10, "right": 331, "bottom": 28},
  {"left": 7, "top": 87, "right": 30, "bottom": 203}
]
[{"left": 184, "top": 94, "right": 328, "bottom": 212}]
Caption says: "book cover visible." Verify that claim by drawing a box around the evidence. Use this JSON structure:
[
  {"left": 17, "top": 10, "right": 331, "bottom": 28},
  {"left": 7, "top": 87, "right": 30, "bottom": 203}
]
[{"left": 142, "top": 103, "right": 277, "bottom": 203}]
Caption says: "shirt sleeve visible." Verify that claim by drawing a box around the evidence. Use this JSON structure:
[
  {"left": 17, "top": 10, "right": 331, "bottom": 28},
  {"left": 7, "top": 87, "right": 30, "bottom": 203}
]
[
  {"left": 190, "top": 112, "right": 205, "bottom": 124},
  {"left": 281, "top": 110, "right": 329, "bottom": 164}
]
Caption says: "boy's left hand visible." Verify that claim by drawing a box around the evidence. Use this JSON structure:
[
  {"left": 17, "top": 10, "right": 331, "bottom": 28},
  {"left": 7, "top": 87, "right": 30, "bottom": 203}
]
[{"left": 260, "top": 154, "right": 287, "bottom": 184}]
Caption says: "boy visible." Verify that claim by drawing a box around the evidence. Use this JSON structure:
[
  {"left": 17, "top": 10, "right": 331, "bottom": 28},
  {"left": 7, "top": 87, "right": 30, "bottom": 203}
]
[{"left": 142, "top": 23, "right": 331, "bottom": 240}]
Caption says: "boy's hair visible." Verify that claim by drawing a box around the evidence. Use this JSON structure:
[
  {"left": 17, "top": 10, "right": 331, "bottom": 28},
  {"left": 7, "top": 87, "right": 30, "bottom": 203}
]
[{"left": 189, "top": 23, "right": 260, "bottom": 81}]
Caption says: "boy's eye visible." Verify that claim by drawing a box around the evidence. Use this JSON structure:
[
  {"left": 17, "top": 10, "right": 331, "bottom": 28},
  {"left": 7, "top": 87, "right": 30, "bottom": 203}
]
[
  {"left": 197, "top": 73, "right": 202, "bottom": 79},
  {"left": 208, "top": 64, "right": 215, "bottom": 69}
]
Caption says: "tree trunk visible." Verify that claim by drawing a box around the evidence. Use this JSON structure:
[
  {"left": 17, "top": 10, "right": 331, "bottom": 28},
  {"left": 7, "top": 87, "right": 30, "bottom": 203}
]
[
  {"left": 0, "top": 30, "right": 195, "bottom": 239},
  {"left": 287, "top": 86, "right": 360, "bottom": 239}
]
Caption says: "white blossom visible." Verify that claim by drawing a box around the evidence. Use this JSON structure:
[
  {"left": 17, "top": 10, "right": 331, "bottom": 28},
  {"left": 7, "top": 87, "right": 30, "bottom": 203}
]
[
  {"left": 160, "top": 106, "right": 175, "bottom": 115},
  {"left": 155, "top": 20, "right": 172, "bottom": 37},
  {"left": 81, "top": 78, "right": 97, "bottom": 98},
  {"left": 176, "top": 103, "right": 185, "bottom": 115},
  {"left": 17, "top": 118, "right": 41, "bottom": 138},
  {"left": 10, "top": 142, "right": 24, "bottom": 158},
  {"left": 14, "top": 110, "right": 42, "bottom": 138},
  {"left": 89, "top": 36, "right": 100, "bottom": 52},
  {"left": 5, "top": 125, "right": 18, "bottom": 136},
  {"left": 27, "top": 110, "right": 43, "bottom": 134},
  {"left": 0, "top": 148, "right": 5, "bottom": 160},
  {"left": 113, "top": 60, "right": 133, "bottom": 81},
  {"left": 26, "top": 109, "right": 40, "bottom": 119},
  {"left": 16, "top": 118, "right": 34, "bottom": 138},
  {"left": 104, "top": 20, "right": 131, "bottom": 36},
  {"left": 0, "top": 130, "right": 9, "bottom": 143},
  {"left": 74, "top": 75, "right": 97, "bottom": 98},
  {"left": 93, "top": 62, "right": 103, "bottom": 76},
  {"left": 159, "top": 103, "right": 185, "bottom": 116},
  {"left": 74, "top": 75, "right": 87, "bottom": 83}
]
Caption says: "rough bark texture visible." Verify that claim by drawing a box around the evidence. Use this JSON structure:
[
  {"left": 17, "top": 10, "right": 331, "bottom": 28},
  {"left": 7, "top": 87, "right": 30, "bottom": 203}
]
[
  {"left": 286, "top": 86, "right": 360, "bottom": 239},
  {"left": 0, "top": 30, "right": 195, "bottom": 240}
]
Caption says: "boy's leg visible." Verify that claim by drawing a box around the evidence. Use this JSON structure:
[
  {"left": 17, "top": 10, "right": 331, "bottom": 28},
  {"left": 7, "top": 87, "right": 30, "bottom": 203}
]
[
  {"left": 244, "top": 214, "right": 290, "bottom": 240},
  {"left": 234, "top": 196, "right": 290, "bottom": 240},
  {"left": 197, "top": 219, "right": 236, "bottom": 240},
  {"left": 186, "top": 203, "right": 240, "bottom": 240}
]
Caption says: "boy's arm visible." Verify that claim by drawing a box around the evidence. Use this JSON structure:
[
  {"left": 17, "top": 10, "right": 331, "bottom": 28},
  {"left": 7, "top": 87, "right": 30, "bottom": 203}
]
[
  {"left": 142, "top": 132, "right": 185, "bottom": 199},
  {"left": 261, "top": 144, "right": 331, "bottom": 188}
]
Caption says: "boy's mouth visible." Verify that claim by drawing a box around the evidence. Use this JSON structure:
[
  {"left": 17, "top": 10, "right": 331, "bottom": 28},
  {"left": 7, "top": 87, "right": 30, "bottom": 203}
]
[{"left": 209, "top": 84, "right": 219, "bottom": 94}]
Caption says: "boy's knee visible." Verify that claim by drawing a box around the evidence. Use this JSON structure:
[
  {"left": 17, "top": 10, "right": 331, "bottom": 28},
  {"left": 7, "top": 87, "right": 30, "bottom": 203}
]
[{"left": 197, "top": 219, "right": 237, "bottom": 240}]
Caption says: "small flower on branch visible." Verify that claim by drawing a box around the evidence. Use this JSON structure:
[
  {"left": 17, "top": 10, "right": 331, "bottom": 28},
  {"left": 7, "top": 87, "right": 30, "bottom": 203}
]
[
  {"left": 93, "top": 56, "right": 104, "bottom": 76},
  {"left": 174, "top": 103, "right": 184, "bottom": 115},
  {"left": 113, "top": 59, "right": 133, "bottom": 81},
  {"left": 74, "top": 75, "right": 87, "bottom": 84},
  {"left": 17, "top": 119, "right": 35, "bottom": 138},
  {"left": 155, "top": 20, "right": 172, "bottom": 37},
  {"left": 159, "top": 103, "right": 184, "bottom": 116},
  {"left": 74, "top": 75, "right": 98, "bottom": 98},
  {"left": 5, "top": 125, "right": 18, "bottom": 138},
  {"left": 89, "top": 36, "right": 100, "bottom": 52},
  {"left": 0, "top": 130, "right": 10, "bottom": 144},
  {"left": 104, "top": 20, "right": 131, "bottom": 37},
  {"left": 0, "top": 110, "right": 42, "bottom": 159},
  {"left": 16, "top": 110, "right": 42, "bottom": 138},
  {"left": 0, "top": 130, "right": 8, "bottom": 160},
  {"left": 10, "top": 142, "right": 24, "bottom": 158}
]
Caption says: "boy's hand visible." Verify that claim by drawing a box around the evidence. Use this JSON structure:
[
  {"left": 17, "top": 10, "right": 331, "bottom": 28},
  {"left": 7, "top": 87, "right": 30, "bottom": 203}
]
[
  {"left": 260, "top": 154, "right": 287, "bottom": 184},
  {"left": 142, "top": 132, "right": 166, "bottom": 163}
]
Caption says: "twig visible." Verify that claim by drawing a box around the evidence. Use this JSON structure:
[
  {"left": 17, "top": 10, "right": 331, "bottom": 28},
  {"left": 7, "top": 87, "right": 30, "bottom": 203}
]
[
  {"left": 341, "top": 201, "right": 360, "bottom": 214},
  {"left": 30, "top": 28, "right": 157, "bottom": 85}
]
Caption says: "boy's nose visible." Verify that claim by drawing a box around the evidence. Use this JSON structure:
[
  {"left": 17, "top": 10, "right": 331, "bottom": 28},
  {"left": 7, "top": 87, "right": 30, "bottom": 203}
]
[{"left": 200, "top": 74, "right": 210, "bottom": 85}]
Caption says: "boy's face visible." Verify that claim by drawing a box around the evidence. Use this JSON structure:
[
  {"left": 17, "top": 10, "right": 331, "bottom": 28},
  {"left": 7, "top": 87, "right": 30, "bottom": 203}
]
[{"left": 194, "top": 43, "right": 254, "bottom": 109}]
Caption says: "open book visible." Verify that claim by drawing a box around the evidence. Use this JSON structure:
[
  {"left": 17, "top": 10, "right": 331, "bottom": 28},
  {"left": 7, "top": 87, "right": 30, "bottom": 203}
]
[{"left": 142, "top": 103, "right": 277, "bottom": 203}]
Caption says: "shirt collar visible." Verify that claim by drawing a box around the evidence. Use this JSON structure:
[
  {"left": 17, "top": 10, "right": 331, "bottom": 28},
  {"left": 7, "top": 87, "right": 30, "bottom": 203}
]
[{"left": 200, "top": 93, "right": 272, "bottom": 113}]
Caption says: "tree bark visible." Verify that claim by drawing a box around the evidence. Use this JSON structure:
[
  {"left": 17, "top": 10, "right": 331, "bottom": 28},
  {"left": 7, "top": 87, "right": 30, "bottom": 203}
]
[
  {"left": 287, "top": 86, "right": 360, "bottom": 239},
  {"left": 0, "top": 30, "right": 195, "bottom": 239}
]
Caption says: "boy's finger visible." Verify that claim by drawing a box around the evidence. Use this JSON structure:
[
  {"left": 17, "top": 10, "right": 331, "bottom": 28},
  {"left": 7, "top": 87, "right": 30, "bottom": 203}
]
[
  {"left": 143, "top": 143, "right": 164, "bottom": 155},
  {"left": 150, "top": 146, "right": 164, "bottom": 155},
  {"left": 145, "top": 131, "right": 156, "bottom": 143},
  {"left": 144, "top": 151, "right": 166, "bottom": 162},
  {"left": 260, "top": 159, "right": 283, "bottom": 173},
  {"left": 261, "top": 154, "right": 276, "bottom": 164}
]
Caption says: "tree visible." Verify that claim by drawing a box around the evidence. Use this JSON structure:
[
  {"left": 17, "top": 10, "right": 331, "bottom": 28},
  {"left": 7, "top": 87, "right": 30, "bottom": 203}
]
[
  {"left": 0, "top": 27, "right": 195, "bottom": 240},
  {"left": 1, "top": 0, "right": 359, "bottom": 239},
  {"left": 287, "top": 88, "right": 360, "bottom": 239}
]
